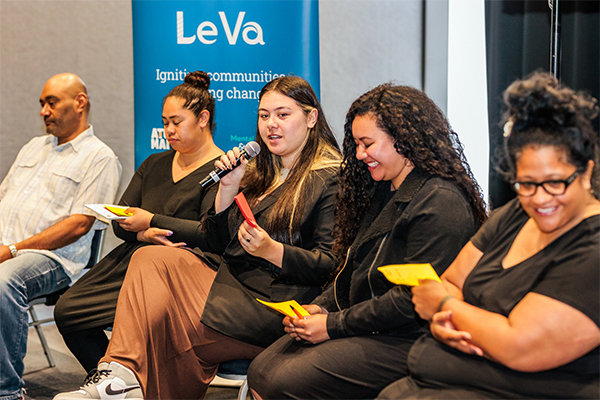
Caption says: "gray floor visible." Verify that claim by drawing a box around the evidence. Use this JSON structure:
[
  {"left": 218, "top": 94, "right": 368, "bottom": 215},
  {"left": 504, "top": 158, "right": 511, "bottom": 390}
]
[{"left": 23, "top": 304, "right": 244, "bottom": 400}]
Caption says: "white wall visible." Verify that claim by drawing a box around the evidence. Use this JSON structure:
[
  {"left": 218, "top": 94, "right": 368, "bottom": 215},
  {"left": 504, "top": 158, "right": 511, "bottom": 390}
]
[
  {"left": 0, "top": 1, "right": 135, "bottom": 184},
  {"left": 447, "top": 0, "right": 490, "bottom": 203},
  {"left": 319, "top": 0, "right": 423, "bottom": 141},
  {"left": 0, "top": 0, "right": 135, "bottom": 252}
]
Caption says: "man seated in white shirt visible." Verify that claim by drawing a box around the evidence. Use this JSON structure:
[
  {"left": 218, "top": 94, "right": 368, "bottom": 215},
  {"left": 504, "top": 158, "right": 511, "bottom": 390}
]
[{"left": 0, "top": 73, "right": 122, "bottom": 400}]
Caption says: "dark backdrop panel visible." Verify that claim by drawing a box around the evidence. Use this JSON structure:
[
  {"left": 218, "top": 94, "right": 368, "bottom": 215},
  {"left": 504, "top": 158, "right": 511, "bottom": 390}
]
[{"left": 485, "top": 0, "right": 599, "bottom": 210}]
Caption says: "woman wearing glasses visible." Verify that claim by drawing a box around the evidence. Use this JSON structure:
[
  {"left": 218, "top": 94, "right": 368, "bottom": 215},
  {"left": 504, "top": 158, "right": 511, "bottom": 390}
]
[{"left": 379, "top": 72, "right": 600, "bottom": 399}]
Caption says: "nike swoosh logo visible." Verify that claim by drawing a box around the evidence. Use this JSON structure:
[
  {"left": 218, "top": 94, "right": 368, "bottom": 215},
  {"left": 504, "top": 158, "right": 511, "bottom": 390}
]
[{"left": 105, "top": 383, "right": 140, "bottom": 396}]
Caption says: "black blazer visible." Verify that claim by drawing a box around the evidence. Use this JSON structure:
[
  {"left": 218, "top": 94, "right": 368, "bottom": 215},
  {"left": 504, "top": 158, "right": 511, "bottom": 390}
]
[
  {"left": 313, "top": 169, "right": 478, "bottom": 339},
  {"left": 199, "top": 167, "right": 339, "bottom": 348}
]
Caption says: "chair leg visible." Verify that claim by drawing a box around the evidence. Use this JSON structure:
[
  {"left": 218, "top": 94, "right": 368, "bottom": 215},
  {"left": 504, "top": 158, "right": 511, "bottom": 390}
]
[
  {"left": 28, "top": 306, "right": 55, "bottom": 368},
  {"left": 238, "top": 380, "right": 249, "bottom": 400}
]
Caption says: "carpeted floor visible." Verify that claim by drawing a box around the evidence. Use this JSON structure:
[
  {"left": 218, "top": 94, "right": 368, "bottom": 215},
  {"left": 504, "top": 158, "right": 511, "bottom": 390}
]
[{"left": 23, "top": 304, "right": 244, "bottom": 400}]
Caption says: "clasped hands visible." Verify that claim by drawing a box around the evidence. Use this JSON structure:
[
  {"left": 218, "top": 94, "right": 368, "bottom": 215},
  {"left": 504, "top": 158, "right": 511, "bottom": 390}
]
[
  {"left": 118, "top": 207, "right": 185, "bottom": 247},
  {"left": 283, "top": 304, "right": 330, "bottom": 344},
  {"left": 412, "top": 280, "right": 483, "bottom": 356}
]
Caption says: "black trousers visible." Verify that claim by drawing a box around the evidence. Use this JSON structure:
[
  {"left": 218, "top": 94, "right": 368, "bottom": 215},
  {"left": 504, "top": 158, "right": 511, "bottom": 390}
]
[
  {"left": 248, "top": 332, "right": 419, "bottom": 400},
  {"left": 377, "top": 377, "right": 498, "bottom": 400}
]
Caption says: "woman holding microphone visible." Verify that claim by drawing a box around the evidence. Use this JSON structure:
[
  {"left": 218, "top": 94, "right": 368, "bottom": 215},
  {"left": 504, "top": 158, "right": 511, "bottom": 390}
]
[{"left": 54, "top": 76, "right": 341, "bottom": 400}]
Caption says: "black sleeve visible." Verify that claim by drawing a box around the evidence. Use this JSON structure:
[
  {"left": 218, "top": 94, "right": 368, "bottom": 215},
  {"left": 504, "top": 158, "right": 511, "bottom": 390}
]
[
  {"left": 471, "top": 198, "right": 519, "bottom": 252},
  {"left": 533, "top": 219, "right": 600, "bottom": 326},
  {"left": 312, "top": 283, "right": 337, "bottom": 312},
  {"left": 112, "top": 160, "right": 147, "bottom": 242},
  {"left": 149, "top": 184, "right": 218, "bottom": 248},
  {"left": 202, "top": 202, "right": 235, "bottom": 255},
  {"left": 326, "top": 185, "right": 476, "bottom": 338},
  {"left": 276, "top": 172, "right": 339, "bottom": 286}
]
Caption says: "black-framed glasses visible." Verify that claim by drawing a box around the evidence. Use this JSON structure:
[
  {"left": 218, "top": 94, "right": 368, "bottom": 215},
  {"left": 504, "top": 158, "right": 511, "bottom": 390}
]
[{"left": 512, "top": 171, "right": 579, "bottom": 197}]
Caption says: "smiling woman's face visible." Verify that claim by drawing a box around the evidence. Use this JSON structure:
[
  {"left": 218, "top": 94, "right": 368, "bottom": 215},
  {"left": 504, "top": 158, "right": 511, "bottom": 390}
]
[
  {"left": 352, "top": 114, "right": 413, "bottom": 190},
  {"left": 515, "top": 145, "right": 593, "bottom": 234}
]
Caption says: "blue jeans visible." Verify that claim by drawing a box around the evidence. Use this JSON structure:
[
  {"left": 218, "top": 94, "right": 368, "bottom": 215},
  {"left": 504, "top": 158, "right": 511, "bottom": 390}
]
[{"left": 0, "top": 253, "right": 70, "bottom": 400}]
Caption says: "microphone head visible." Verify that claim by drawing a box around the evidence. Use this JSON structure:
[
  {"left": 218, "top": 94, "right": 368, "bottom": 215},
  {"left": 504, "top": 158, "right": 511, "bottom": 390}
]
[{"left": 244, "top": 141, "right": 261, "bottom": 158}]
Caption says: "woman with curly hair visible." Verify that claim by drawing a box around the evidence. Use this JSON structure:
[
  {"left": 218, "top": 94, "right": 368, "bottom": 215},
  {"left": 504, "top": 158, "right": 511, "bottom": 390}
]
[
  {"left": 248, "top": 84, "right": 487, "bottom": 399},
  {"left": 379, "top": 72, "right": 599, "bottom": 399}
]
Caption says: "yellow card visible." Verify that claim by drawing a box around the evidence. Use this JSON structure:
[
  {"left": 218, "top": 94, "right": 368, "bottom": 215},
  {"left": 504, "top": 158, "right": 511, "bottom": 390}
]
[
  {"left": 85, "top": 204, "right": 133, "bottom": 221},
  {"left": 256, "top": 299, "right": 311, "bottom": 319},
  {"left": 104, "top": 205, "right": 133, "bottom": 217},
  {"left": 377, "top": 263, "right": 441, "bottom": 286}
]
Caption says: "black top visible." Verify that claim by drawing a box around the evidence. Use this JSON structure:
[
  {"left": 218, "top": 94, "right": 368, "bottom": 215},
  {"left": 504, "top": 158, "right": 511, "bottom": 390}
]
[
  {"left": 408, "top": 198, "right": 600, "bottom": 399},
  {"left": 114, "top": 150, "right": 218, "bottom": 248},
  {"left": 57, "top": 150, "right": 219, "bottom": 332},
  {"left": 199, "top": 167, "right": 339, "bottom": 348},
  {"left": 313, "top": 169, "right": 478, "bottom": 339},
  {"left": 468, "top": 199, "right": 599, "bottom": 326}
]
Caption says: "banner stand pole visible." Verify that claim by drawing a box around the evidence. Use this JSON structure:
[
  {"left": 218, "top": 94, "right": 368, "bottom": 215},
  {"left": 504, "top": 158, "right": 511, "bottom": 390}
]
[{"left": 548, "top": 0, "right": 561, "bottom": 80}]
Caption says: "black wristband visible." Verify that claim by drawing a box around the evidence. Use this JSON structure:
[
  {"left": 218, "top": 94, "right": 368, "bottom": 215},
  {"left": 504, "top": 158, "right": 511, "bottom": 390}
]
[{"left": 437, "top": 295, "right": 454, "bottom": 312}]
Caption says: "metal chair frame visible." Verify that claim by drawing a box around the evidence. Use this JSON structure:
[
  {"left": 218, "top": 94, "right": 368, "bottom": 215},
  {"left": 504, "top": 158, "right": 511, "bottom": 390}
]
[
  {"left": 210, "top": 359, "right": 252, "bottom": 400},
  {"left": 27, "top": 228, "right": 106, "bottom": 367},
  {"left": 27, "top": 229, "right": 252, "bottom": 400}
]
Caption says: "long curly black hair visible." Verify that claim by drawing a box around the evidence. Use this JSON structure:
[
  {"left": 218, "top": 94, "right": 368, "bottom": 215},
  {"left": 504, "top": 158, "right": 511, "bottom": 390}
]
[
  {"left": 333, "top": 83, "right": 488, "bottom": 260},
  {"left": 500, "top": 71, "right": 599, "bottom": 198}
]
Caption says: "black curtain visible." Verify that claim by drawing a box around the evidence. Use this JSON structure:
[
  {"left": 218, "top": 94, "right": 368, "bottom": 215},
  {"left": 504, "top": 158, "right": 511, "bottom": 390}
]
[{"left": 485, "top": 0, "right": 599, "bottom": 210}]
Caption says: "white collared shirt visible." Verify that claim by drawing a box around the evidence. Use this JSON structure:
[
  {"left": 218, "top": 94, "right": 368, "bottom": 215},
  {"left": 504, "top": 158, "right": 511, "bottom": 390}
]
[{"left": 0, "top": 126, "right": 122, "bottom": 278}]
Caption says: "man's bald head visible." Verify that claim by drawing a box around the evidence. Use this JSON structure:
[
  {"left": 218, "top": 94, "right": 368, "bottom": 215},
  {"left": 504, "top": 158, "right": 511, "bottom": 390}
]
[
  {"left": 45, "top": 73, "right": 89, "bottom": 111},
  {"left": 39, "top": 73, "right": 91, "bottom": 144}
]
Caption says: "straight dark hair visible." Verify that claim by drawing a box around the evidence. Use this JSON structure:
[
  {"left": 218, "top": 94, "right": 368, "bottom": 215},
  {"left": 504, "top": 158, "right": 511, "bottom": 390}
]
[{"left": 240, "top": 76, "right": 341, "bottom": 244}]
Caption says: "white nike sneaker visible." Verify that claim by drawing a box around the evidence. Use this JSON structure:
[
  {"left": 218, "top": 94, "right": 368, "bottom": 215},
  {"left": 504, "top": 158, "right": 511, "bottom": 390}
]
[{"left": 53, "top": 361, "right": 143, "bottom": 400}]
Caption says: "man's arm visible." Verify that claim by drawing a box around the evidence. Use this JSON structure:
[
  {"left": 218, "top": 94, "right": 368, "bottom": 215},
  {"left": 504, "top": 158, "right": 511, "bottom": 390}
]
[{"left": 0, "top": 214, "right": 95, "bottom": 263}]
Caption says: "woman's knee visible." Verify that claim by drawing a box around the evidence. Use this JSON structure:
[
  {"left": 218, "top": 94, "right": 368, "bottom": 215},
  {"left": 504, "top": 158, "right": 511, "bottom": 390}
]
[
  {"left": 129, "top": 246, "right": 180, "bottom": 275},
  {"left": 54, "top": 290, "right": 82, "bottom": 332},
  {"left": 377, "top": 377, "right": 420, "bottom": 399},
  {"left": 247, "top": 369, "right": 290, "bottom": 399},
  {"left": 54, "top": 293, "right": 70, "bottom": 330},
  {"left": 248, "top": 354, "right": 299, "bottom": 399}
]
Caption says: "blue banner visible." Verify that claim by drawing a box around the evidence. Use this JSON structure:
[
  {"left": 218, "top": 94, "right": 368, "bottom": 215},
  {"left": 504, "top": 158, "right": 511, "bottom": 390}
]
[{"left": 132, "top": 0, "right": 320, "bottom": 168}]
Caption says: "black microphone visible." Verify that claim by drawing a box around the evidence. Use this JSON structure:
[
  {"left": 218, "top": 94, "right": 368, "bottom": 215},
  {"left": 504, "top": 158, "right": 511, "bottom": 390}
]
[{"left": 200, "top": 141, "right": 261, "bottom": 189}]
